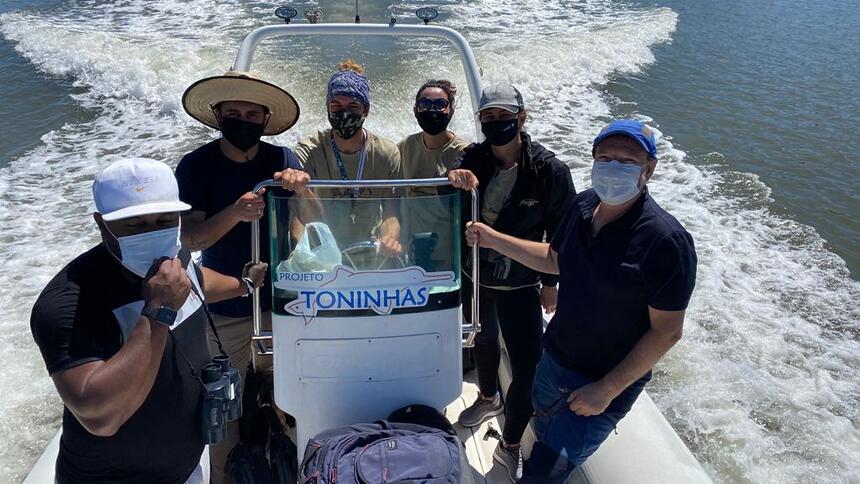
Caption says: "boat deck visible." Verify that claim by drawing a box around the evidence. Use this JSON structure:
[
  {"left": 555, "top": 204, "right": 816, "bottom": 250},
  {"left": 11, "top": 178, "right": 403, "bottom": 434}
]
[{"left": 448, "top": 373, "right": 515, "bottom": 483}]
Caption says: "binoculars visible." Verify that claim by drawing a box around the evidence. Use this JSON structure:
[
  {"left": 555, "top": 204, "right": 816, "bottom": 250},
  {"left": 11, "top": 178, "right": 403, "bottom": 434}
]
[{"left": 200, "top": 355, "right": 242, "bottom": 444}]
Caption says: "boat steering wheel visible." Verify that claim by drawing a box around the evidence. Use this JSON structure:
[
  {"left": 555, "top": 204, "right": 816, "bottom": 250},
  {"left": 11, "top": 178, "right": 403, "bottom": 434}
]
[{"left": 340, "top": 240, "right": 406, "bottom": 270}]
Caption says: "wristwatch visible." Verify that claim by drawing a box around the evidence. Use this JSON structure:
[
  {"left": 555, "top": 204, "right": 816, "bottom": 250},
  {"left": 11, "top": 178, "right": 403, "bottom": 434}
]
[{"left": 142, "top": 306, "right": 178, "bottom": 327}]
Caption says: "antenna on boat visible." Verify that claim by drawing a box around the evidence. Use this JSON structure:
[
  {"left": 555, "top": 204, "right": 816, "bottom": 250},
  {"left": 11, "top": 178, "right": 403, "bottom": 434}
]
[
  {"left": 274, "top": 6, "right": 298, "bottom": 23},
  {"left": 304, "top": 9, "right": 322, "bottom": 24},
  {"left": 354, "top": 0, "right": 360, "bottom": 23},
  {"left": 415, "top": 7, "right": 439, "bottom": 25}
]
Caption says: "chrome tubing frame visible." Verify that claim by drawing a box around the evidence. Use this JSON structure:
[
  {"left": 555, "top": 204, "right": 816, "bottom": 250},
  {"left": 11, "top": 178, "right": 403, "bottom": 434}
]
[
  {"left": 250, "top": 177, "right": 481, "bottom": 357},
  {"left": 231, "top": 23, "right": 484, "bottom": 139}
]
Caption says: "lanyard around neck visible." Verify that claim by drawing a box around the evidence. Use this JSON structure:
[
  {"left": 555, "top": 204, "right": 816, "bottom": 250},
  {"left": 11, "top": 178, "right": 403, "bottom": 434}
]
[{"left": 330, "top": 130, "right": 367, "bottom": 199}]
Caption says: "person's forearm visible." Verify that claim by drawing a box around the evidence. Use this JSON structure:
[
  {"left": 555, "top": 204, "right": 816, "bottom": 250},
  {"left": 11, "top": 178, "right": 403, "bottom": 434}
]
[
  {"left": 380, "top": 199, "right": 401, "bottom": 239},
  {"left": 597, "top": 326, "right": 683, "bottom": 399},
  {"left": 63, "top": 317, "right": 168, "bottom": 436},
  {"left": 200, "top": 267, "right": 248, "bottom": 303},
  {"left": 492, "top": 233, "right": 559, "bottom": 275},
  {"left": 291, "top": 189, "right": 324, "bottom": 223},
  {"left": 181, "top": 209, "right": 239, "bottom": 251}
]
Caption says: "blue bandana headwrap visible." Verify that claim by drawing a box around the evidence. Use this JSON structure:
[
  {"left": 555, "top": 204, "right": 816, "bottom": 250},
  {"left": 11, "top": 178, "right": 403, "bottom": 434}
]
[{"left": 327, "top": 70, "right": 371, "bottom": 108}]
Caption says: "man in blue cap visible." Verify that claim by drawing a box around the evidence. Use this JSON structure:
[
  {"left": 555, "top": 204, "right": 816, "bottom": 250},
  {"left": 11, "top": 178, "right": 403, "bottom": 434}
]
[{"left": 464, "top": 119, "right": 698, "bottom": 482}]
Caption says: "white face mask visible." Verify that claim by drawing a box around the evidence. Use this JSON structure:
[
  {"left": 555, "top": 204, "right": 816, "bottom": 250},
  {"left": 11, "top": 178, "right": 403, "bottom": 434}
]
[
  {"left": 110, "top": 226, "right": 181, "bottom": 277},
  {"left": 591, "top": 160, "right": 644, "bottom": 206}
]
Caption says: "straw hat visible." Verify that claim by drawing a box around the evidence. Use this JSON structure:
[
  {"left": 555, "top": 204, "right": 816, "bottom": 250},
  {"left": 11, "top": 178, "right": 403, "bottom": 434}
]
[{"left": 182, "top": 71, "right": 300, "bottom": 135}]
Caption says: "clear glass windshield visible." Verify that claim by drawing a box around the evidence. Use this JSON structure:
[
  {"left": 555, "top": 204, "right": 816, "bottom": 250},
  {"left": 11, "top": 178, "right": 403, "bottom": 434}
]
[{"left": 268, "top": 189, "right": 461, "bottom": 318}]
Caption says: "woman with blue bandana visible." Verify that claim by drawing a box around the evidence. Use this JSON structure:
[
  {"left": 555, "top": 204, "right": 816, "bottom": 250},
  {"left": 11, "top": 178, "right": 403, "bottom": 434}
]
[{"left": 293, "top": 60, "right": 403, "bottom": 260}]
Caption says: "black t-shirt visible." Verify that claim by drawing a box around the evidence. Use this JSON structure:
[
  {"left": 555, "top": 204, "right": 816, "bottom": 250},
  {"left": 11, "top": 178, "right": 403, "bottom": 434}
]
[
  {"left": 544, "top": 188, "right": 697, "bottom": 379},
  {"left": 30, "top": 245, "right": 211, "bottom": 484},
  {"left": 176, "top": 140, "right": 299, "bottom": 317}
]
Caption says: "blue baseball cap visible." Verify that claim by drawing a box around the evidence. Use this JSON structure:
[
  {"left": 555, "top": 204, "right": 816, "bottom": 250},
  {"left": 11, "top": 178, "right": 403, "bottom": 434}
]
[{"left": 592, "top": 120, "right": 657, "bottom": 159}]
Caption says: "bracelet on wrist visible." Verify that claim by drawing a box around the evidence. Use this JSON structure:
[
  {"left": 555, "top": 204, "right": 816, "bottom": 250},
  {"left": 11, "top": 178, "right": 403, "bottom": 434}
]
[{"left": 240, "top": 277, "right": 254, "bottom": 297}]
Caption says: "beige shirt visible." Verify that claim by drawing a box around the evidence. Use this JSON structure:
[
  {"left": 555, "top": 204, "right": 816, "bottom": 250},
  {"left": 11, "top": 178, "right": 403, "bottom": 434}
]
[
  {"left": 296, "top": 128, "right": 402, "bottom": 197},
  {"left": 295, "top": 128, "right": 402, "bottom": 247},
  {"left": 397, "top": 132, "right": 469, "bottom": 268},
  {"left": 398, "top": 132, "right": 470, "bottom": 196},
  {"left": 481, "top": 164, "right": 518, "bottom": 226}
]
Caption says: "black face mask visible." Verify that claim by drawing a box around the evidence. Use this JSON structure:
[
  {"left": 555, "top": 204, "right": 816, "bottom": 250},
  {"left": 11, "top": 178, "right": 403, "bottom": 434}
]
[
  {"left": 481, "top": 118, "right": 520, "bottom": 146},
  {"left": 328, "top": 110, "right": 365, "bottom": 140},
  {"left": 415, "top": 110, "right": 452, "bottom": 136},
  {"left": 220, "top": 117, "right": 265, "bottom": 152}
]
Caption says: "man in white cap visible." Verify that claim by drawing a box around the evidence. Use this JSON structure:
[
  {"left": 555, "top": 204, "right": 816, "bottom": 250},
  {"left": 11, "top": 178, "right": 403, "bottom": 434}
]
[
  {"left": 178, "top": 71, "right": 315, "bottom": 482},
  {"left": 30, "top": 158, "right": 267, "bottom": 484}
]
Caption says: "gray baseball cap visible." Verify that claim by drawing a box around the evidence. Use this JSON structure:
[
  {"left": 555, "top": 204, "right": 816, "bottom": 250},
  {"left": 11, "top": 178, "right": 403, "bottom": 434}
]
[{"left": 479, "top": 83, "right": 524, "bottom": 113}]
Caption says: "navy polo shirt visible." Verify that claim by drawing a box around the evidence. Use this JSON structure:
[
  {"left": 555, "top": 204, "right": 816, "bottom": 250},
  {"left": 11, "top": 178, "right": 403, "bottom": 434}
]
[{"left": 544, "top": 188, "right": 697, "bottom": 380}]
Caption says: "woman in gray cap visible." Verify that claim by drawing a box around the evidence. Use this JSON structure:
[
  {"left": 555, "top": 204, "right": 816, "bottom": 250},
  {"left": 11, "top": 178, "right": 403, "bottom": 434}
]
[{"left": 448, "top": 82, "right": 576, "bottom": 482}]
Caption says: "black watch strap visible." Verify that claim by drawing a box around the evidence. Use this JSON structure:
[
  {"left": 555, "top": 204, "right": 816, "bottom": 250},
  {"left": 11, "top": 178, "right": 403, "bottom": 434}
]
[{"left": 142, "top": 306, "right": 178, "bottom": 327}]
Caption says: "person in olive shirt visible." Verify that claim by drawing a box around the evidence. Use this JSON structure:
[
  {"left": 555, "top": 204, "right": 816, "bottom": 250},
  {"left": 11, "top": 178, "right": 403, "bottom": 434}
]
[
  {"left": 447, "top": 82, "right": 575, "bottom": 482},
  {"left": 399, "top": 79, "right": 470, "bottom": 194},
  {"left": 30, "top": 158, "right": 266, "bottom": 484},
  {"left": 292, "top": 59, "right": 402, "bottom": 262},
  {"left": 465, "top": 120, "right": 697, "bottom": 483},
  {"left": 396, "top": 79, "right": 470, "bottom": 269}
]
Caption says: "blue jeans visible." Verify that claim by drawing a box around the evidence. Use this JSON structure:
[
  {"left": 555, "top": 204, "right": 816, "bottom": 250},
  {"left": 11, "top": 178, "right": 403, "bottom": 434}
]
[{"left": 520, "top": 352, "right": 648, "bottom": 483}]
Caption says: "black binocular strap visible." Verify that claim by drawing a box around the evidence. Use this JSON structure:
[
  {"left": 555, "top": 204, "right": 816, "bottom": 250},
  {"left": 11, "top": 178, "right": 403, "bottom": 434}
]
[
  {"left": 162, "top": 281, "right": 232, "bottom": 390},
  {"left": 188, "top": 282, "right": 227, "bottom": 357}
]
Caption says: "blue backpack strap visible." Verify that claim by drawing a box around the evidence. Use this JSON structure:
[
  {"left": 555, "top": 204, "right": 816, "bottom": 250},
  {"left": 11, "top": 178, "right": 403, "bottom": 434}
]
[{"left": 282, "top": 146, "right": 303, "bottom": 170}]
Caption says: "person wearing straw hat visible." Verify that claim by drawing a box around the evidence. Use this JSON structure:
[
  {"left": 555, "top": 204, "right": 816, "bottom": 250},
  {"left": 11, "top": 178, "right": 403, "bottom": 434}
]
[
  {"left": 30, "top": 158, "right": 268, "bottom": 484},
  {"left": 290, "top": 59, "right": 403, "bottom": 261},
  {"left": 177, "top": 70, "right": 311, "bottom": 483}
]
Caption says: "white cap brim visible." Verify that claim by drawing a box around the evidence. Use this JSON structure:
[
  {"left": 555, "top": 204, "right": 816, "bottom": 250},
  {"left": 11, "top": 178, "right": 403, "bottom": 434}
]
[{"left": 101, "top": 201, "right": 192, "bottom": 222}]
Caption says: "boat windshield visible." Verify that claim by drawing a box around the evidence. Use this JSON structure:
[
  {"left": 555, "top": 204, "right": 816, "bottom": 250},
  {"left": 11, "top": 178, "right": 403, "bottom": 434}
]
[{"left": 268, "top": 189, "right": 462, "bottom": 318}]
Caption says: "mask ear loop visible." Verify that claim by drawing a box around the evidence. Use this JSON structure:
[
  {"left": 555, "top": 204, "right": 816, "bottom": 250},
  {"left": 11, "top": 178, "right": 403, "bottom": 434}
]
[
  {"left": 211, "top": 104, "right": 224, "bottom": 130},
  {"left": 101, "top": 222, "right": 124, "bottom": 264}
]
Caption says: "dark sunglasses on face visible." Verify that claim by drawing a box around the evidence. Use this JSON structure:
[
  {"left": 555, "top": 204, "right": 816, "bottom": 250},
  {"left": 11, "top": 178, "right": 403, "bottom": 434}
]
[{"left": 416, "top": 97, "right": 450, "bottom": 112}]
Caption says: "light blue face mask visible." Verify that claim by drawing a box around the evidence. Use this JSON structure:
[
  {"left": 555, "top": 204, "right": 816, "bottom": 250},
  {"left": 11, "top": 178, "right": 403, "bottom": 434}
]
[
  {"left": 110, "top": 225, "right": 181, "bottom": 277},
  {"left": 590, "top": 160, "right": 644, "bottom": 206}
]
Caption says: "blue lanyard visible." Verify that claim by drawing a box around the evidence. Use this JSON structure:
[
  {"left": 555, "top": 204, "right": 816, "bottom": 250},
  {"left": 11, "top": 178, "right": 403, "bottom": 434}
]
[{"left": 330, "top": 131, "right": 367, "bottom": 200}]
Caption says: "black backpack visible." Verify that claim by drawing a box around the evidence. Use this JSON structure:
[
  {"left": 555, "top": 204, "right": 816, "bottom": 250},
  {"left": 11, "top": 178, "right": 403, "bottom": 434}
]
[{"left": 226, "top": 368, "right": 298, "bottom": 484}]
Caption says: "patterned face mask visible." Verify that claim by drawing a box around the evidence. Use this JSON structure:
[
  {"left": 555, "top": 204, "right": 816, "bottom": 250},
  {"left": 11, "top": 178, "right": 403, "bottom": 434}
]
[{"left": 328, "top": 110, "right": 366, "bottom": 139}]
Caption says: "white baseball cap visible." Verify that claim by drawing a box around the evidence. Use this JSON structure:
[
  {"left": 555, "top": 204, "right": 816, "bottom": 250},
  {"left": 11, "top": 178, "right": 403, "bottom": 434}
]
[{"left": 92, "top": 158, "right": 191, "bottom": 222}]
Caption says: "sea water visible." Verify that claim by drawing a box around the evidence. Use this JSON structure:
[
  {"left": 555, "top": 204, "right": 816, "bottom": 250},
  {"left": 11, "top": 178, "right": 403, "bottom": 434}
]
[{"left": 1, "top": 0, "right": 858, "bottom": 482}]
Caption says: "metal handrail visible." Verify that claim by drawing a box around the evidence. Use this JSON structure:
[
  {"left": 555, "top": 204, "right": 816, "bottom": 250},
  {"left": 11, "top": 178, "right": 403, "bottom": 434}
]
[
  {"left": 249, "top": 177, "right": 481, "bottom": 357},
  {"left": 231, "top": 23, "right": 484, "bottom": 139}
]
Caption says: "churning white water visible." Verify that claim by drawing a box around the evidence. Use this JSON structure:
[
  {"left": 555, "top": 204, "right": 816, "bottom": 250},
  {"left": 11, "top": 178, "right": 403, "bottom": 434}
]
[{"left": 1, "top": 0, "right": 858, "bottom": 482}]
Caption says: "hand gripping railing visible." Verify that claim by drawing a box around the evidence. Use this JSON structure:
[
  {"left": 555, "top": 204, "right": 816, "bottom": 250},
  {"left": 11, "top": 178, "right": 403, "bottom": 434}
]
[{"left": 249, "top": 178, "right": 481, "bottom": 360}]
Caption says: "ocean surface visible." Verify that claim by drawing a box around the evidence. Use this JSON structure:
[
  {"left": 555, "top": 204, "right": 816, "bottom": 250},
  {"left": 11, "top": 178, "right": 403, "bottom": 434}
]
[{"left": 1, "top": 0, "right": 858, "bottom": 483}]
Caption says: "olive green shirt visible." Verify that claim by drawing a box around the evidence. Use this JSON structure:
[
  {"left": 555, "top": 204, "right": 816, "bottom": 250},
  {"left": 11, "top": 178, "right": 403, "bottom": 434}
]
[
  {"left": 398, "top": 131, "right": 470, "bottom": 197},
  {"left": 295, "top": 128, "right": 402, "bottom": 250},
  {"left": 397, "top": 132, "right": 469, "bottom": 269}
]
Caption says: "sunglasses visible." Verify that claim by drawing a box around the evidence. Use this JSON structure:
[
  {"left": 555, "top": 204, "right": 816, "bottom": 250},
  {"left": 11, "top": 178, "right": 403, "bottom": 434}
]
[{"left": 416, "top": 97, "right": 450, "bottom": 112}]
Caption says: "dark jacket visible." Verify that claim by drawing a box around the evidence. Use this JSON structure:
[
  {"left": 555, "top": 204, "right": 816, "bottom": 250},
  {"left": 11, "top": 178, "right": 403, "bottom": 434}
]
[{"left": 457, "top": 133, "right": 575, "bottom": 289}]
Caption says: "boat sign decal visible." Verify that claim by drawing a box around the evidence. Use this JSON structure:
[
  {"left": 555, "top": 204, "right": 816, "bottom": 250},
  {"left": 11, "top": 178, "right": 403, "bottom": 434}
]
[{"left": 275, "top": 264, "right": 455, "bottom": 322}]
